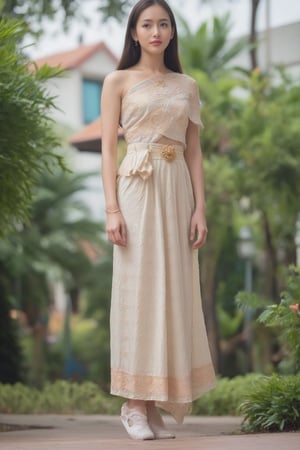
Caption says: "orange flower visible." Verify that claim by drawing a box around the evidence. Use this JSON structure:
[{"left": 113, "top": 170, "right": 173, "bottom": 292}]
[
  {"left": 289, "top": 304, "right": 299, "bottom": 314},
  {"left": 252, "top": 67, "right": 261, "bottom": 76}
]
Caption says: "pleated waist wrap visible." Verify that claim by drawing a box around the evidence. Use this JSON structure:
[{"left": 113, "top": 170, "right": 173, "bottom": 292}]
[{"left": 117, "top": 142, "right": 185, "bottom": 180}]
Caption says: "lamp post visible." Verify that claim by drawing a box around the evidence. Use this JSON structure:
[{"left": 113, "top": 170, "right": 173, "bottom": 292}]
[
  {"left": 238, "top": 226, "right": 255, "bottom": 372},
  {"left": 63, "top": 295, "right": 73, "bottom": 378},
  {"left": 295, "top": 213, "right": 300, "bottom": 267}
]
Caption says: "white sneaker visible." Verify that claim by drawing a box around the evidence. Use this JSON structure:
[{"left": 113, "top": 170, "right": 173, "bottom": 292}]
[
  {"left": 121, "top": 402, "right": 155, "bottom": 440},
  {"left": 147, "top": 404, "right": 175, "bottom": 439}
]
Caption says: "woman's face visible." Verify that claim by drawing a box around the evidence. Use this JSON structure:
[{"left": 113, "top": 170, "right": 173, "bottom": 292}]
[{"left": 132, "top": 4, "right": 174, "bottom": 56}]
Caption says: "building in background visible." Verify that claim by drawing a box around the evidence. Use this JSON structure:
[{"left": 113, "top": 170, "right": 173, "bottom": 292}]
[
  {"left": 34, "top": 41, "right": 117, "bottom": 130},
  {"left": 231, "top": 21, "right": 300, "bottom": 76},
  {"left": 34, "top": 42, "right": 119, "bottom": 219}
]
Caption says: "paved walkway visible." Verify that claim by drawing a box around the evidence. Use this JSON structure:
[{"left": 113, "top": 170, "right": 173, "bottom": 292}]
[{"left": 0, "top": 414, "right": 299, "bottom": 450}]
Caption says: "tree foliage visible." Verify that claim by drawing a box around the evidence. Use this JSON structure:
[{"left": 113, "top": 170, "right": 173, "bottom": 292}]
[
  {"left": 249, "top": 265, "right": 300, "bottom": 372},
  {"left": 0, "top": 168, "right": 106, "bottom": 385},
  {"left": 98, "top": 0, "right": 133, "bottom": 22},
  {"left": 179, "top": 14, "right": 250, "bottom": 78},
  {"left": 0, "top": 169, "right": 103, "bottom": 325},
  {"left": 0, "top": 0, "right": 82, "bottom": 31},
  {"left": 232, "top": 70, "right": 300, "bottom": 218},
  {"left": 232, "top": 69, "right": 300, "bottom": 298},
  {"left": 0, "top": 18, "right": 64, "bottom": 235},
  {"left": 0, "top": 0, "right": 133, "bottom": 27},
  {"left": 188, "top": 33, "right": 300, "bottom": 372}
]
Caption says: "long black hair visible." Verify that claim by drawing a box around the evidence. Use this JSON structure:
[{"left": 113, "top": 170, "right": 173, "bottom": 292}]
[{"left": 117, "top": 0, "right": 182, "bottom": 73}]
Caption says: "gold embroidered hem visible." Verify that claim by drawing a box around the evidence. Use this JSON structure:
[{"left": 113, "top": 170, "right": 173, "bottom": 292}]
[
  {"left": 111, "top": 366, "right": 216, "bottom": 402},
  {"left": 111, "top": 366, "right": 216, "bottom": 423}
]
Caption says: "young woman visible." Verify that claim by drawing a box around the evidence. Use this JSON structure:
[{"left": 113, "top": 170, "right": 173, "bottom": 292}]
[{"left": 101, "top": 0, "right": 216, "bottom": 441}]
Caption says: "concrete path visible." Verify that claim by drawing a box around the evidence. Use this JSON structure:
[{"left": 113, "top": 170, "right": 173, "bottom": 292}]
[{"left": 0, "top": 414, "right": 299, "bottom": 450}]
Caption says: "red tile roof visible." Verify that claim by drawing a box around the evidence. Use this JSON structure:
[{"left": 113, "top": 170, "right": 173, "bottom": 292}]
[
  {"left": 33, "top": 41, "right": 118, "bottom": 70},
  {"left": 70, "top": 116, "right": 124, "bottom": 153}
]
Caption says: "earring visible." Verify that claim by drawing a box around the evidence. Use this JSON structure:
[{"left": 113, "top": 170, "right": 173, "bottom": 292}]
[{"left": 134, "top": 40, "right": 139, "bottom": 47}]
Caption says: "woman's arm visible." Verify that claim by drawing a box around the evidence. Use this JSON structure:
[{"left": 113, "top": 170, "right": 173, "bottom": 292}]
[
  {"left": 184, "top": 120, "right": 207, "bottom": 249},
  {"left": 101, "top": 72, "right": 127, "bottom": 247}
]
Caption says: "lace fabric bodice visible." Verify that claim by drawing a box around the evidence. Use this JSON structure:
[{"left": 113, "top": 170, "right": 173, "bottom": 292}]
[{"left": 121, "top": 73, "right": 202, "bottom": 147}]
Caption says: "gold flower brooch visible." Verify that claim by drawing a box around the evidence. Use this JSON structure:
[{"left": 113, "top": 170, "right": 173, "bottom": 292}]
[{"left": 161, "top": 145, "right": 176, "bottom": 162}]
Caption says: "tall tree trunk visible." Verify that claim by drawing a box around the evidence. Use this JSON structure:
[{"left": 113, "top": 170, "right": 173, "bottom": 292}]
[
  {"left": 32, "top": 323, "right": 47, "bottom": 387},
  {"left": 261, "top": 210, "right": 279, "bottom": 300},
  {"left": 70, "top": 286, "right": 80, "bottom": 314},
  {"left": 250, "top": 0, "right": 262, "bottom": 69},
  {"left": 0, "top": 292, "right": 23, "bottom": 384}
]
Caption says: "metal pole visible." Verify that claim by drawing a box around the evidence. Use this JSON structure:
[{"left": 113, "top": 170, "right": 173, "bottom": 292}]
[
  {"left": 244, "top": 258, "right": 253, "bottom": 372},
  {"left": 245, "top": 258, "right": 253, "bottom": 293},
  {"left": 63, "top": 295, "right": 72, "bottom": 378},
  {"left": 265, "top": 0, "right": 271, "bottom": 70}
]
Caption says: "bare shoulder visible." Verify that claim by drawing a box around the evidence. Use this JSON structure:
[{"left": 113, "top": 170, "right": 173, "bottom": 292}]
[
  {"left": 103, "top": 70, "right": 124, "bottom": 95},
  {"left": 103, "top": 70, "right": 135, "bottom": 97},
  {"left": 178, "top": 73, "right": 198, "bottom": 87},
  {"left": 175, "top": 73, "right": 200, "bottom": 97}
]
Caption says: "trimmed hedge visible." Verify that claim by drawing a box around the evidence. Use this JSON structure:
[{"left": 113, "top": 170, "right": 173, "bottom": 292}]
[
  {"left": 0, "top": 381, "right": 122, "bottom": 414},
  {"left": 193, "top": 374, "right": 262, "bottom": 416},
  {"left": 0, "top": 375, "right": 260, "bottom": 416}
]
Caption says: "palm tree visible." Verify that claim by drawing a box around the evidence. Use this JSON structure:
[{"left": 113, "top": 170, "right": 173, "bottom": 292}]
[
  {"left": 0, "top": 168, "right": 106, "bottom": 385},
  {"left": 178, "top": 13, "right": 250, "bottom": 77}
]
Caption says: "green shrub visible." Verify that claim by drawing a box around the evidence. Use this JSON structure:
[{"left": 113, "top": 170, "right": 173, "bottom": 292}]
[
  {"left": 0, "top": 383, "right": 40, "bottom": 413},
  {"left": 4, "top": 373, "right": 299, "bottom": 429},
  {"left": 193, "top": 374, "right": 262, "bottom": 416},
  {"left": 236, "top": 265, "right": 300, "bottom": 373},
  {"left": 0, "top": 381, "right": 123, "bottom": 414},
  {"left": 0, "top": 376, "right": 261, "bottom": 416},
  {"left": 239, "top": 373, "right": 300, "bottom": 432}
]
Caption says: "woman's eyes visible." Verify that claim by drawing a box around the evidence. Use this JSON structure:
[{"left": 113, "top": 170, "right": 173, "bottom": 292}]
[{"left": 142, "top": 22, "right": 169, "bottom": 28}]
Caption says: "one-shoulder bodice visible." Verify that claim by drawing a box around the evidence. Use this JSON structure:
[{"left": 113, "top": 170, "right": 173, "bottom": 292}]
[{"left": 121, "top": 73, "right": 202, "bottom": 147}]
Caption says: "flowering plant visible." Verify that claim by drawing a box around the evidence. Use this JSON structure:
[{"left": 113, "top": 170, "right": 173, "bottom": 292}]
[
  {"left": 258, "top": 266, "right": 300, "bottom": 372},
  {"left": 289, "top": 303, "right": 300, "bottom": 315}
]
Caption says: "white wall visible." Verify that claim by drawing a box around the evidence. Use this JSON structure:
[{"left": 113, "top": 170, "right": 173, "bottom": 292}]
[
  {"left": 45, "top": 49, "right": 116, "bottom": 131},
  {"left": 267, "top": 21, "right": 300, "bottom": 68},
  {"left": 46, "top": 70, "right": 82, "bottom": 130},
  {"left": 230, "top": 22, "right": 300, "bottom": 75},
  {"left": 80, "top": 51, "right": 116, "bottom": 79}
]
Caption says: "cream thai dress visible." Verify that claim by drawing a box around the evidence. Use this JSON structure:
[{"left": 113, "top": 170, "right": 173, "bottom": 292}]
[{"left": 110, "top": 72, "right": 216, "bottom": 424}]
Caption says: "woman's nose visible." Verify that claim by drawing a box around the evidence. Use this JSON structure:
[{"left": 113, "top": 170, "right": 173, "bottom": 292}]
[{"left": 153, "top": 26, "right": 160, "bottom": 36}]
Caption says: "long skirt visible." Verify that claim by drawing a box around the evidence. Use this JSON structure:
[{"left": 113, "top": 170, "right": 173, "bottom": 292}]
[{"left": 110, "top": 143, "right": 216, "bottom": 424}]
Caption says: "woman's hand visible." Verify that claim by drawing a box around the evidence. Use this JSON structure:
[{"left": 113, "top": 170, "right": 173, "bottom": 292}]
[
  {"left": 190, "top": 209, "right": 208, "bottom": 250},
  {"left": 106, "top": 212, "right": 127, "bottom": 247}
]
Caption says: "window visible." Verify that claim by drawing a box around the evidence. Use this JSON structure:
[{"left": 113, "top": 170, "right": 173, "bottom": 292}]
[{"left": 82, "top": 79, "right": 103, "bottom": 124}]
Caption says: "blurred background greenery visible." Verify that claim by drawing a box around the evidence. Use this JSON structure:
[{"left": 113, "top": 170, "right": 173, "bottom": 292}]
[{"left": 0, "top": 0, "right": 300, "bottom": 431}]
